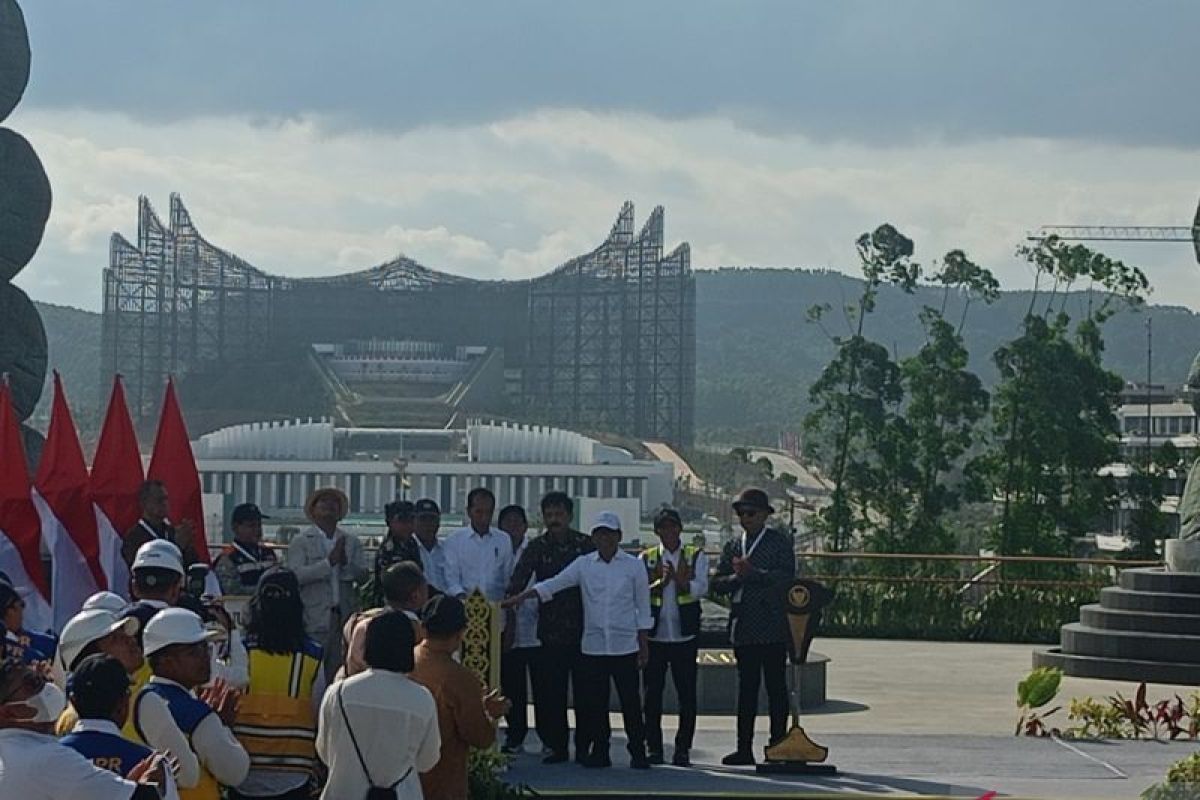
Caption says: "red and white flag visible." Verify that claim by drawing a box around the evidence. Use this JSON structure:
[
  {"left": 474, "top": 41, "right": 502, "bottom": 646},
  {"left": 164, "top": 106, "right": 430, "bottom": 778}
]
[
  {"left": 147, "top": 378, "right": 210, "bottom": 564},
  {"left": 0, "top": 380, "right": 52, "bottom": 632},
  {"left": 33, "top": 373, "right": 108, "bottom": 629},
  {"left": 89, "top": 375, "right": 141, "bottom": 600}
]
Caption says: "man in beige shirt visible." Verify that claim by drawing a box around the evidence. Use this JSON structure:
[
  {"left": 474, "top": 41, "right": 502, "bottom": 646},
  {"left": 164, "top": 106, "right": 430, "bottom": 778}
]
[
  {"left": 409, "top": 595, "right": 509, "bottom": 800},
  {"left": 286, "top": 488, "right": 368, "bottom": 679}
]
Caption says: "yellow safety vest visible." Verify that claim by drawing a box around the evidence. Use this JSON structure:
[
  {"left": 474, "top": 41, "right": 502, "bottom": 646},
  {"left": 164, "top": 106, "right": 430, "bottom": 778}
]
[
  {"left": 644, "top": 544, "right": 702, "bottom": 607},
  {"left": 232, "top": 641, "right": 322, "bottom": 776}
]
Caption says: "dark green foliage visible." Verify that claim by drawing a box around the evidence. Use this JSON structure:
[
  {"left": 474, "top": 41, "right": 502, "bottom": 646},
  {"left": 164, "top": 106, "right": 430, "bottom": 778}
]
[
  {"left": 29, "top": 300, "right": 100, "bottom": 429},
  {"left": 981, "top": 239, "right": 1149, "bottom": 556},
  {"left": 817, "top": 580, "right": 1102, "bottom": 643},
  {"left": 694, "top": 269, "right": 1200, "bottom": 444}
]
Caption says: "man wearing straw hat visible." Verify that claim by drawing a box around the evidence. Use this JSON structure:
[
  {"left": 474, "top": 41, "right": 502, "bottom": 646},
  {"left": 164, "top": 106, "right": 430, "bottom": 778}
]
[{"left": 286, "top": 487, "right": 369, "bottom": 679}]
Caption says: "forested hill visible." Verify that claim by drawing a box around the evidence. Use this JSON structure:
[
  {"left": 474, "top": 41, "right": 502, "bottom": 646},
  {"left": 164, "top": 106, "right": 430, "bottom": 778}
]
[
  {"left": 695, "top": 268, "right": 1200, "bottom": 444},
  {"left": 30, "top": 268, "right": 1200, "bottom": 443}
]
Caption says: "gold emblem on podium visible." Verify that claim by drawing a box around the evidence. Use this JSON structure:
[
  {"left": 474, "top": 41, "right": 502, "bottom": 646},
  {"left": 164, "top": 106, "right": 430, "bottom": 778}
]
[{"left": 758, "top": 578, "right": 837, "bottom": 775}]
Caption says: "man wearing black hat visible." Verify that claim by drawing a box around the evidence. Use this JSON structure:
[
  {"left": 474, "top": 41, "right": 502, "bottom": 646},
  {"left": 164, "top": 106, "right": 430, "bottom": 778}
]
[
  {"left": 710, "top": 488, "right": 795, "bottom": 766},
  {"left": 375, "top": 500, "right": 421, "bottom": 598},
  {"left": 214, "top": 504, "right": 277, "bottom": 596}
]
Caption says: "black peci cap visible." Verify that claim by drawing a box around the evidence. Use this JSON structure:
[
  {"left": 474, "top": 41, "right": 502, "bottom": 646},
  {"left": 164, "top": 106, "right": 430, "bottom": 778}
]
[
  {"left": 67, "top": 653, "right": 131, "bottom": 705},
  {"left": 653, "top": 508, "right": 683, "bottom": 530},
  {"left": 414, "top": 498, "right": 440, "bottom": 516},
  {"left": 231, "top": 503, "right": 270, "bottom": 525},
  {"left": 385, "top": 500, "right": 416, "bottom": 522},
  {"left": 421, "top": 593, "right": 466, "bottom": 636}
]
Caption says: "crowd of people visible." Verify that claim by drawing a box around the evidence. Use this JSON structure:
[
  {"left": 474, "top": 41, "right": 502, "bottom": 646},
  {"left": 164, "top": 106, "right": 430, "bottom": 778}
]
[{"left": 0, "top": 480, "right": 796, "bottom": 799}]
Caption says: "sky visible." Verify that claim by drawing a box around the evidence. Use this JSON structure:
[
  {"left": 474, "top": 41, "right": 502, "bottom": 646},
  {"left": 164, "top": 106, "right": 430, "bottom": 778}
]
[{"left": 8, "top": 0, "right": 1200, "bottom": 311}]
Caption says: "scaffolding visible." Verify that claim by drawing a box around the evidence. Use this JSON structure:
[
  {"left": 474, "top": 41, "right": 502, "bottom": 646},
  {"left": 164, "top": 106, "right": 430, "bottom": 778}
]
[{"left": 101, "top": 195, "right": 696, "bottom": 445}]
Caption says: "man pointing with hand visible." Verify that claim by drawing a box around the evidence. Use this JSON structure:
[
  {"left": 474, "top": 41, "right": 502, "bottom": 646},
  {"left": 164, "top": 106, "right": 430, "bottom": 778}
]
[{"left": 504, "top": 511, "right": 652, "bottom": 770}]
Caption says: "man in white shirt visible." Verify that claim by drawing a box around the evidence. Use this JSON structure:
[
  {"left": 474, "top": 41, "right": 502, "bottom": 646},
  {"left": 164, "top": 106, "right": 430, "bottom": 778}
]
[
  {"left": 497, "top": 504, "right": 542, "bottom": 754},
  {"left": 131, "top": 608, "right": 250, "bottom": 796},
  {"left": 640, "top": 508, "right": 708, "bottom": 767},
  {"left": 0, "top": 656, "right": 169, "bottom": 800},
  {"left": 504, "top": 511, "right": 653, "bottom": 770},
  {"left": 442, "top": 488, "right": 513, "bottom": 602},
  {"left": 413, "top": 499, "right": 448, "bottom": 593},
  {"left": 286, "top": 488, "right": 369, "bottom": 679}
]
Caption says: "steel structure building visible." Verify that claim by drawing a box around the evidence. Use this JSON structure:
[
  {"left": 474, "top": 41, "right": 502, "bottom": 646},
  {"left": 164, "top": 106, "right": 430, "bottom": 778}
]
[{"left": 101, "top": 195, "right": 695, "bottom": 444}]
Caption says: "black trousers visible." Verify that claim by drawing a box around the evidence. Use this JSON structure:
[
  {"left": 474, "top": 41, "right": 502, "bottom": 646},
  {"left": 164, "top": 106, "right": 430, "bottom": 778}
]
[
  {"left": 534, "top": 643, "right": 589, "bottom": 755},
  {"left": 733, "top": 642, "right": 789, "bottom": 749},
  {"left": 501, "top": 645, "right": 544, "bottom": 745},
  {"left": 577, "top": 653, "right": 646, "bottom": 758},
  {"left": 642, "top": 639, "right": 699, "bottom": 753}
]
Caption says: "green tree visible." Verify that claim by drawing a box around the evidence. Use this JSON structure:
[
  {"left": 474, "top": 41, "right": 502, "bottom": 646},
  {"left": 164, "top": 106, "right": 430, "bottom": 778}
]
[
  {"left": 804, "top": 224, "right": 920, "bottom": 551},
  {"left": 981, "top": 237, "right": 1149, "bottom": 555},
  {"left": 896, "top": 251, "right": 998, "bottom": 553}
]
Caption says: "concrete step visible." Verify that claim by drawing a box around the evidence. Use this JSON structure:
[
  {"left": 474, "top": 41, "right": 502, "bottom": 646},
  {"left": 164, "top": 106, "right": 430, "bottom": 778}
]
[
  {"left": 1099, "top": 586, "right": 1200, "bottom": 615},
  {"left": 1120, "top": 567, "right": 1200, "bottom": 595},
  {"left": 1034, "top": 647, "right": 1200, "bottom": 685},
  {"left": 1079, "top": 603, "right": 1200, "bottom": 635},
  {"left": 1061, "top": 622, "right": 1200, "bottom": 664}
]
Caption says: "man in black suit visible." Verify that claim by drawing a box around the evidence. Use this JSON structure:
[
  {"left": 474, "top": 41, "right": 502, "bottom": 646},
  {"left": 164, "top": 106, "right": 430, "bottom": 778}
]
[{"left": 710, "top": 488, "right": 796, "bottom": 766}]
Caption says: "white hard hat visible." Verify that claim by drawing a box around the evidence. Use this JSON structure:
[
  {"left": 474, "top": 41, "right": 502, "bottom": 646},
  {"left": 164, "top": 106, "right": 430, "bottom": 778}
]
[
  {"left": 82, "top": 591, "right": 128, "bottom": 614},
  {"left": 132, "top": 539, "right": 184, "bottom": 576},
  {"left": 589, "top": 510, "right": 622, "bottom": 534},
  {"left": 59, "top": 609, "right": 139, "bottom": 673},
  {"left": 142, "top": 608, "right": 219, "bottom": 657}
]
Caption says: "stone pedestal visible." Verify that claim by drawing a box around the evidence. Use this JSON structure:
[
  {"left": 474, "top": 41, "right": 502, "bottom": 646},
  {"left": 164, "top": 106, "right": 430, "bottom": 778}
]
[
  {"left": 608, "top": 649, "right": 828, "bottom": 713},
  {"left": 1035, "top": 567, "right": 1200, "bottom": 684}
]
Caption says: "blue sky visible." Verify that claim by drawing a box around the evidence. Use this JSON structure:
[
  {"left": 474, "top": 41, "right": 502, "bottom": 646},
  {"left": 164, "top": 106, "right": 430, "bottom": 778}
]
[{"left": 9, "top": 1, "right": 1200, "bottom": 309}]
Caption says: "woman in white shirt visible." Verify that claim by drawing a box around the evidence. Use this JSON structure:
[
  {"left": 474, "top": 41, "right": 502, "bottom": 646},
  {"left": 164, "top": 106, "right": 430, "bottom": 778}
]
[{"left": 316, "top": 610, "right": 440, "bottom": 800}]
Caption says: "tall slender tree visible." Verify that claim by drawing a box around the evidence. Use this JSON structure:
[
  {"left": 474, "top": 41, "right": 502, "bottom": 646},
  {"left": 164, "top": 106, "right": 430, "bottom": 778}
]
[{"left": 982, "top": 237, "right": 1149, "bottom": 555}]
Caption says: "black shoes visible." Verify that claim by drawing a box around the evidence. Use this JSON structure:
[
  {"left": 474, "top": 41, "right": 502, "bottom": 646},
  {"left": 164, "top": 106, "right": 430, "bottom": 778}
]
[
  {"left": 630, "top": 753, "right": 651, "bottom": 770},
  {"left": 721, "top": 749, "right": 756, "bottom": 766},
  {"left": 672, "top": 749, "right": 691, "bottom": 767},
  {"left": 646, "top": 750, "right": 665, "bottom": 765},
  {"left": 542, "top": 750, "right": 568, "bottom": 764},
  {"left": 582, "top": 751, "right": 613, "bottom": 768}
]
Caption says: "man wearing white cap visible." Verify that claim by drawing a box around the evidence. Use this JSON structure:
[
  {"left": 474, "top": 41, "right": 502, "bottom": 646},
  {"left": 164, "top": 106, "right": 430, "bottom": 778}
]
[
  {"left": 132, "top": 608, "right": 249, "bottom": 799},
  {"left": 125, "top": 541, "right": 248, "bottom": 692},
  {"left": 84, "top": 592, "right": 130, "bottom": 614},
  {"left": 53, "top": 609, "right": 144, "bottom": 737},
  {"left": 57, "top": 610, "right": 143, "bottom": 681},
  {"left": 504, "top": 511, "right": 653, "bottom": 770}
]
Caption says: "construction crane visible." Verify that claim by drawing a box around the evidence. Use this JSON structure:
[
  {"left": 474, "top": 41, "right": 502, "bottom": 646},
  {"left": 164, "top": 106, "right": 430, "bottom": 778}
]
[{"left": 1028, "top": 198, "right": 1200, "bottom": 264}]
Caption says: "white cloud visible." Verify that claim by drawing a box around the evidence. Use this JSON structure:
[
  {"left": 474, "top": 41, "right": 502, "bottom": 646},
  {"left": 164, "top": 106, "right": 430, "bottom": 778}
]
[{"left": 7, "top": 107, "right": 1200, "bottom": 312}]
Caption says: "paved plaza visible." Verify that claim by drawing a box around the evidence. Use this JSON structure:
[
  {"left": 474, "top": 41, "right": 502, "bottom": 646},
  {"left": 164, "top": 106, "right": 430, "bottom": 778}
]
[{"left": 504, "top": 639, "right": 1200, "bottom": 799}]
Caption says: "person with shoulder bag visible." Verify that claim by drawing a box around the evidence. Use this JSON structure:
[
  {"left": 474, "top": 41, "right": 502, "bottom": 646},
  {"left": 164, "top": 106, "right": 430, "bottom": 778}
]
[{"left": 316, "top": 611, "right": 440, "bottom": 800}]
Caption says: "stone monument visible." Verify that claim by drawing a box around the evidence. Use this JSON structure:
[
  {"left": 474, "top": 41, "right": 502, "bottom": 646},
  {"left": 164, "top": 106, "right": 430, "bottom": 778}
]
[
  {"left": 0, "top": 0, "right": 51, "bottom": 472},
  {"left": 1170, "top": 353, "right": 1200, "bottom": 569}
]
